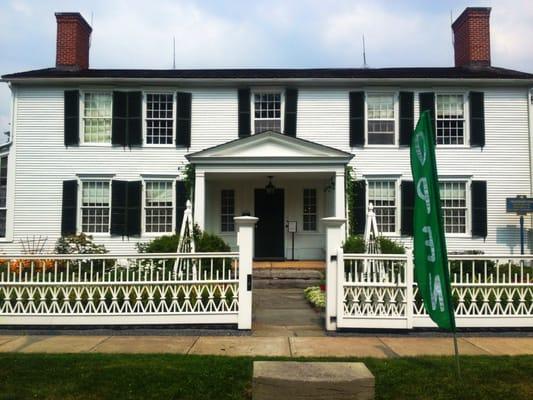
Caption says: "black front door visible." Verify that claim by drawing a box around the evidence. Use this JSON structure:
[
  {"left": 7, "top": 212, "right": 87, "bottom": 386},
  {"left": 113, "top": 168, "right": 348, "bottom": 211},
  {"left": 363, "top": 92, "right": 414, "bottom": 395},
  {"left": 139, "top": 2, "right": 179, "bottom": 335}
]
[{"left": 254, "top": 188, "right": 284, "bottom": 259}]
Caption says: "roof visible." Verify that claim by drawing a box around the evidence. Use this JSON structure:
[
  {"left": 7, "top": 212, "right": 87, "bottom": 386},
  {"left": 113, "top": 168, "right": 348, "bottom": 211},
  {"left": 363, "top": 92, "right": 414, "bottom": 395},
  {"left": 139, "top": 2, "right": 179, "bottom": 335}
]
[
  {"left": 186, "top": 130, "right": 354, "bottom": 165},
  {"left": 2, "top": 66, "right": 533, "bottom": 81}
]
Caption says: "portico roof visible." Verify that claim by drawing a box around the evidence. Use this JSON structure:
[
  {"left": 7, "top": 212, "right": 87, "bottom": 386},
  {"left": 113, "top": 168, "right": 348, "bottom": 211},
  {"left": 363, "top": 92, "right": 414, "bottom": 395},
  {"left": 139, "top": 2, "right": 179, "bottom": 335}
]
[{"left": 186, "top": 131, "right": 354, "bottom": 165}]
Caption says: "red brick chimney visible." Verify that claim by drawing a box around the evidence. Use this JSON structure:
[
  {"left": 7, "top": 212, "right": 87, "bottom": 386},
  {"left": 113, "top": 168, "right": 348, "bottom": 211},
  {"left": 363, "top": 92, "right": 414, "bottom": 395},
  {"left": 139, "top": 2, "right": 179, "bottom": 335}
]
[
  {"left": 452, "top": 7, "right": 491, "bottom": 68},
  {"left": 55, "top": 12, "right": 92, "bottom": 70}
]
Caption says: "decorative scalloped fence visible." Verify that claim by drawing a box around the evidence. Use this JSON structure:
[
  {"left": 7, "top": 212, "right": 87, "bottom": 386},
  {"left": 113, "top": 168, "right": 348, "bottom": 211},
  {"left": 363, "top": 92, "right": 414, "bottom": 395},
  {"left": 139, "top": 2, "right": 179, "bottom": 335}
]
[
  {"left": 0, "top": 252, "right": 245, "bottom": 327},
  {"left": 337, "top": 252, "right": 533, "bottom": 329}
]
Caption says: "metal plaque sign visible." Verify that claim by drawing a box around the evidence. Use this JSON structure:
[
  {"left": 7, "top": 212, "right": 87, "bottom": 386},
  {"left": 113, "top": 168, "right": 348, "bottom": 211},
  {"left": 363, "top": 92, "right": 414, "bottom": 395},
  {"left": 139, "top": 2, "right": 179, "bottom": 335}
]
[{"left": 506, "top": 196, "right": 533, "bottom": 215}]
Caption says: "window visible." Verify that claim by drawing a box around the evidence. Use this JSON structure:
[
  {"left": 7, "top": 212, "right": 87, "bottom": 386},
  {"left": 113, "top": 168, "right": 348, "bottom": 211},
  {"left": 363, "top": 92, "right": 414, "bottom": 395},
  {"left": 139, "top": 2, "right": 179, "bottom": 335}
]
[
  {"left": 368, "top": 180, "right": 396, "bottom": 233},
  {"left": 254, "top": 92, "right": 281, "bottom": 133},
  {"left": 83, "top": 93, "right": 112, "bottom": 144},
  {"left": 0, "top": 156, "right": 7, "bottom": 237},
  {"left": 436, "top": 94, "right": 465, "bottom": 145},
  {"left": 221, "top": 189, "right": 235, "bottom": 232},
  {"left": 146, "top": 93, "right": 174, "bottom": 145},
  {"left": 440, "top": 181, "right": 467, "bottom": 234},
  {"left": 145, "top": 181, "right": 174, "bottom": 233},
  {"left": 81, "top": 181, "right": 110, "bottom": 233},
  {"left": 303, "top": 188, "right": 317, "bottom": 231},
  {"left": 367, "top": 94, "right": 395, "bottom": 145}
]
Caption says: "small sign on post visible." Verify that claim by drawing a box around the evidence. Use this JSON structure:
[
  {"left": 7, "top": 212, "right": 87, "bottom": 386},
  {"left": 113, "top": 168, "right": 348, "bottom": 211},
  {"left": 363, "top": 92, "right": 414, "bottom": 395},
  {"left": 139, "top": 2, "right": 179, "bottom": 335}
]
[
  {"left": 506, "top": 195, "right": 533, "bottom": 255},
  {"left": 286, "top": 221, "right": 297, "bottom": 261}
]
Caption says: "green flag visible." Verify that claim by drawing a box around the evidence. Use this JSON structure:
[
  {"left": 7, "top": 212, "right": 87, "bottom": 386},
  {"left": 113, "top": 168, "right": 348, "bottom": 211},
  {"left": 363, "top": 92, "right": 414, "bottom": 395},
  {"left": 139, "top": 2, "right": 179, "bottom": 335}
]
[{"left": 410, "top": 110, "right": 456, "bottom": 331}]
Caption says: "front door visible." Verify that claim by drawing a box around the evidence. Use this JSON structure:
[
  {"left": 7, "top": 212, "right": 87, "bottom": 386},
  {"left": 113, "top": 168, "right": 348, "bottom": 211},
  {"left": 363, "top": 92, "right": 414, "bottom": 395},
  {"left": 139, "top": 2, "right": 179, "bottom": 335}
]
[{"left": 254, "top": 188, "right": 284, "bottom": 259}]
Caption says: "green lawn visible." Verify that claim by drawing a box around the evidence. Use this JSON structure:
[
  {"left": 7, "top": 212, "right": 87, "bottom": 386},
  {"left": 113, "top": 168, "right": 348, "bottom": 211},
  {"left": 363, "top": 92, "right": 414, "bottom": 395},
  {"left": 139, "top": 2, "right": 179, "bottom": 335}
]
[{"left": 0, "top": 354, "right": 531, "bottom": 400}]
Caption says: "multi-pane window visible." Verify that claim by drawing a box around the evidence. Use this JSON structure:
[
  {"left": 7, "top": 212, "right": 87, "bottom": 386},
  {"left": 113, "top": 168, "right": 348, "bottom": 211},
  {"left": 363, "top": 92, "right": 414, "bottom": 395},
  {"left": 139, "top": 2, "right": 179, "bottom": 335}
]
[
  {"left": 221, "top": 190, "right": 235, "bottom": 232},
  {"left": 145, "top": 181, "right": 174, "bottom": 233},
  {"left": 367, "top": 94, "right": 395, "bottom": 145},
  {"left": 81, "top": 181, "right": 110, "bottom": 233},
  {"left": 0, "top": 156, "right": 7, "bottom": 237},
  {"left": 254, "top": 92, "right": 281, "bottom": 133},
  {"left": 83, "top": 93, "right": 112, "bottom": 144},
  {"left": 146, "top": 93, "right": 174, "bottom": 145},
  {"left": 368, "top": 181, "right": 396, "bottom": 233},
  {"left": 303, "top": 188, "right": 317, "bottom": 231},
  {"left": 440, "top": 182, "right": 467, "bottom": 234},
  {"left": 436, "top": 94, "right": 465, "bottom": 145}
]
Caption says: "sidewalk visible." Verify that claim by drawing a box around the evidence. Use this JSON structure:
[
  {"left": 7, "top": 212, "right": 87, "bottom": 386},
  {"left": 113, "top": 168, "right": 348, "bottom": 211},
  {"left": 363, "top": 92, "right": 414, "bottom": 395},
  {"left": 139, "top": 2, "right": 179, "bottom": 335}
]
[{"left": 1, "top": 334, "right": 532, "bottom": 357}]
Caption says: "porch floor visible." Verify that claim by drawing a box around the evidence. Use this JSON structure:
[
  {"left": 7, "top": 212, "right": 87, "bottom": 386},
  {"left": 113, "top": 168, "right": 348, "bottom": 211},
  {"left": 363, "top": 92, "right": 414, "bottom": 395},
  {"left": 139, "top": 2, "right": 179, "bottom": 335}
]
[{"left": 253, "top": 260, "right": 325, "bottom": 270}]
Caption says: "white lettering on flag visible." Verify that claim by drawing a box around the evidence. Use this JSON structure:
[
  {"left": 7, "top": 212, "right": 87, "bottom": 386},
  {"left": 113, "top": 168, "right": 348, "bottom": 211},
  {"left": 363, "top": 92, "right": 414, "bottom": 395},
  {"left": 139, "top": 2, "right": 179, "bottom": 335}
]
[
  {"left": 422, "top": 226, "right": 436, "bottom": 262},
  {"left": 414, "top": 132, "right": 427, "bottom": 166},
  {"left": 429, "top": 273, "right": 445, "bottom": 312},
  {"left": 416, "top": 177, "right": 431, "bottom": 214}
]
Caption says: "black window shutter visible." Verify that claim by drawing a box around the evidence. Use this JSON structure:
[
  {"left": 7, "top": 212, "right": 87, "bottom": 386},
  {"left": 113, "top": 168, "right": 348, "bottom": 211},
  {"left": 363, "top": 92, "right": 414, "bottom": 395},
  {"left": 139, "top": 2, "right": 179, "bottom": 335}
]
[
  {"left": 351, "top": 180, "right": 366, "bottom": 235},
  {"left": 401, "top": 180, "right": 414, "bottom": 236},
  {"left": 176, "top": 92, "right": 192, "bottom": 147},
  {"left": 175, "top": 181, "right": 187, "bottom": 232},
  {"left": 110, "top": 180, "right": 127, "bottom": 236},
  {"left": 399, "top": 92, "right": 414, "bottom": 146},
  {"left": 126, "top": 181, "right": 142, "bottom": 236},
  {"left": 238, "top": 89, "right": 251, "bottom": 138},
  {"left": 284, "top": 88, "right": 297, "bottom": 137},
  {"left": 469, "top": 92, "right": 485, "bottom": 147},
  {"left": 419, "top": 92, "right": 435, "bottom": 136},
  {"left": 112, "top": 91, "right": 128, "bottom": 146},
  {"left": 349, "top": 91, "right": 365, "bottom": 147},
  {"left": 64, "top": 90, "right": 80, "bottom": 146},
  {"left": 61, "top": 180, "right": 78, "bottom": 235},
  {"left": 471, "top": 180, "right": 487, "bottom": 238},
  {"left": 128, "top": 92, "right": 143, "bottom": 147}
]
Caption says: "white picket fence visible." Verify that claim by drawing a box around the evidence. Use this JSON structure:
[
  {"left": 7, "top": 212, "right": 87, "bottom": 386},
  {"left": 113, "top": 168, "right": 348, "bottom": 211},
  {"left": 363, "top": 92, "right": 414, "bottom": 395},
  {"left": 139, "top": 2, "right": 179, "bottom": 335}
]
[
  {"left": 0, "top": 252, "right": 250, "bottom": 326},
  {"left": 336, "top": 250, "right": 533, "bottom": 329}
]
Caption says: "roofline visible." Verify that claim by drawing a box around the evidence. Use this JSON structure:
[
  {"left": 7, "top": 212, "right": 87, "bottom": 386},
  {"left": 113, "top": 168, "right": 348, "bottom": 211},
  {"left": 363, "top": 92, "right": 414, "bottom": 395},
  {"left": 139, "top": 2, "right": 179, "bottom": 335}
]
[{"left": 3, "top": 77, "right": 533, "bottom": 86}]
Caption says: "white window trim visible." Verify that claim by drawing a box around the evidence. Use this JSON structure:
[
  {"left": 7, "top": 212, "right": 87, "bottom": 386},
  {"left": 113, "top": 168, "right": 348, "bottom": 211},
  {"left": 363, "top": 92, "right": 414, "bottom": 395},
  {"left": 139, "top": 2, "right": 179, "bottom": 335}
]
[
  {"left": 434, "top": 91, "right": 469, "bottom": 148},
  {"left": 142, "top": 91, "right": 176, "bottom": 147},
  {"left": 77, "top": 177, "right": 112, "bottom": 236},
  {"left": 439, "top": 178, "right": 471, "bottom": 238},
  {"left": 79, "top": 90, "right": 113, "bottom": 147},
  {"left": 141, "top": 178, "right": 176, "bottom": 236},
  {"left": 250, "top": 88, "right": 285, "bottom": 135},
  {"left": 364, "top": 91, "right": 399, "bottom": 148},
  {"left": 0, "top": 154, "right": 9, "bottom": 240},
  {"left": 365, "top": 178, "right": 400, "bottom": 237}
]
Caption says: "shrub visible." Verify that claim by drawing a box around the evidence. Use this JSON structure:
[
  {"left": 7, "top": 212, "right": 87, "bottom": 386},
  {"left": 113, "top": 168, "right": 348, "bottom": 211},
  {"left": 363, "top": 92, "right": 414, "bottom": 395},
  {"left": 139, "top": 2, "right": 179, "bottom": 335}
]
[
  {"left": 377, "top": 237, "right": 405, "bottom": 254},
  {"left": 304, "top": 286, "right": 326, "bottom": 309},
  {"left": 55, "top": 233, "right": 107, "bottom": 254},
  {"left": 343, "top": 235, "right": 405, "bottom": 254},
  {"left": 343, "top": 235, "right": 366, "bottom": 253},
  {"left": 136, "top": 234, "right": 180, "bottom": 253},
  {"left": 136, "top": 228, "right": 231, "bottom": 254}
]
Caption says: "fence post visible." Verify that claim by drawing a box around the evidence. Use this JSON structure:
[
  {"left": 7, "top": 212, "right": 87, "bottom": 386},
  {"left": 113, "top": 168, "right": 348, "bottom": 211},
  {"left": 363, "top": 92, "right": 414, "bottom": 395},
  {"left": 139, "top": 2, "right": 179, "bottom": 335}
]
[
  {"left": 405, "top": 247, "right": 414, "bottom": 329},
  {"left": 322, "top": 217, "right": 346, "bottom": 331},
  {"left": 235, "top": 216, "right": 258, "bottom": 330}
]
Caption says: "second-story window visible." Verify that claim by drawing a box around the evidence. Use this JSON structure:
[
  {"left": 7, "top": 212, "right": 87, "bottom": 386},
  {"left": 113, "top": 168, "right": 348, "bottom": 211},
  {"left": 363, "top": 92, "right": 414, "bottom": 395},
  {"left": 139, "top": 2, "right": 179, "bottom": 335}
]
[
  {"left": 146, "top": 93, "right": 174, "bottom": 145},
  {"left": 367, "top": 94, "right": 395, "bottom": 145},
  {"left": 83, "top": 93, "right": 112, "bottom": 144},
  {"left": 436, "top": 94, "right": 465, "bottom": 145},
  {"left": 81, "top": 180, "right": 111, "bottom": 233},
  {"left": 145, "top": 181, "right": 174, "bottom": 233},
  {"left": 254, "top": 92, "right": 281, "bottom": 133}
]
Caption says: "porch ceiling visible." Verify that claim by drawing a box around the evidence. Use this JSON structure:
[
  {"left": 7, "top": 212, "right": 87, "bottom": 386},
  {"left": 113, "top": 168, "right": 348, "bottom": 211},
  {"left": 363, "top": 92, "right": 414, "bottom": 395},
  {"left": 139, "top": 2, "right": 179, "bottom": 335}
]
[{"left": 186, "top": 131, "right": 354, "bottom": 166}]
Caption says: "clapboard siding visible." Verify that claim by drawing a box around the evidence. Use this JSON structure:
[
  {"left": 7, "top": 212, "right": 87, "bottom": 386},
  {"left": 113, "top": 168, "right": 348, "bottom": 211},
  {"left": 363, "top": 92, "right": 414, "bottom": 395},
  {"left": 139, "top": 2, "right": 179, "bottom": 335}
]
[{"left": 1, "top": 85, "right": 531, "bottom": 255}]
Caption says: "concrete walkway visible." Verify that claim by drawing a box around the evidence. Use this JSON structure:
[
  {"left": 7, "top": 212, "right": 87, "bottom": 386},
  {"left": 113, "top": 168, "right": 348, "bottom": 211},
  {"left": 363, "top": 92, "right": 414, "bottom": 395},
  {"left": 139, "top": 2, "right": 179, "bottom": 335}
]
[{"left": 1, "top": 334, "right": 533, "bottom": 357}]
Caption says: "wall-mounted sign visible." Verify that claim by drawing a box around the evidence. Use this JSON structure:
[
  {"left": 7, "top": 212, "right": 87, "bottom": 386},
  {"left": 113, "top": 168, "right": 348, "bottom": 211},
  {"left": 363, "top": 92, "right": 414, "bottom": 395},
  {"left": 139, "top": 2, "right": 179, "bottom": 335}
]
[
  {"left": 287, "top": 221, "right": 297, "bottom": 233},
  {"left": 506, "top": 196, "right": 533, "bottom": 215}
]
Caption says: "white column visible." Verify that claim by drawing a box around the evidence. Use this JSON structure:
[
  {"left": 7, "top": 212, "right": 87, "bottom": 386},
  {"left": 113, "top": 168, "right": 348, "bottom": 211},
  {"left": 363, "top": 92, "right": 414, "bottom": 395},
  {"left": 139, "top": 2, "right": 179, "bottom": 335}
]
[
  {"left": 193, "top": 170, "right": 205, "bottom": 230},
  {"left": 323, "top": 217, "right": 346, "bottom": 331},
  {"left": 335, "top": 169, "right": 345, "bottom": 219},
  {"left": 235, "top": 216, "right": 258, "bottom": 330}
]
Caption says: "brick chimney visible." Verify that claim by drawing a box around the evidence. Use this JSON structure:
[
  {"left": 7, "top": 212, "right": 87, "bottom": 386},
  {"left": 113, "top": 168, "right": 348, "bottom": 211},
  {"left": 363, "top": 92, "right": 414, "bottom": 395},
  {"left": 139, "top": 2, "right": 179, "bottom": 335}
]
[
  {"left": 452, "top": 7, "right": 491, "bottom": 67},
  {"left": 55, "top": 12, "right": 92, "bottom": 70}
]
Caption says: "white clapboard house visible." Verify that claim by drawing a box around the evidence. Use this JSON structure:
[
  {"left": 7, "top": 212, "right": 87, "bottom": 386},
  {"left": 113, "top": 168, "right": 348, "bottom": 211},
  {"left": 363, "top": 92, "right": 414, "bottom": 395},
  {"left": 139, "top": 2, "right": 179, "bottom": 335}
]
[{"left": 1, "top": 8, "right": 532, "bottom": 259}]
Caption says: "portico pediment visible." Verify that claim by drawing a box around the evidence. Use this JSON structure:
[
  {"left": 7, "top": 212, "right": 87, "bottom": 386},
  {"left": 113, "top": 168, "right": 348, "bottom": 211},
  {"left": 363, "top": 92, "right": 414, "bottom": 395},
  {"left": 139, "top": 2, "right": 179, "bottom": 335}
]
[{"left": 186, "top": 131, "right": 353, "bottom": 165}]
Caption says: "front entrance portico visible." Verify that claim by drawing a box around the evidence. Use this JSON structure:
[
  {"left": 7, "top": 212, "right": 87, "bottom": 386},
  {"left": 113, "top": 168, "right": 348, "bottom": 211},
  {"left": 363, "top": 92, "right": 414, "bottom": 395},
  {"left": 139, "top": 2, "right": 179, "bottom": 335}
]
[{"left": 186, "top": 131, "right": 353, "bottom": 260}]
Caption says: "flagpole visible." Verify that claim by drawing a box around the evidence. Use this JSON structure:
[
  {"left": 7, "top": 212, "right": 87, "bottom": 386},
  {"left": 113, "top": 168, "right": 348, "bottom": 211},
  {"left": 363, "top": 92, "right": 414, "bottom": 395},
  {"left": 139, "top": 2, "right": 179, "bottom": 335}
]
[{"left": 452, "top": 331, "right": 461, "bottom": 379}]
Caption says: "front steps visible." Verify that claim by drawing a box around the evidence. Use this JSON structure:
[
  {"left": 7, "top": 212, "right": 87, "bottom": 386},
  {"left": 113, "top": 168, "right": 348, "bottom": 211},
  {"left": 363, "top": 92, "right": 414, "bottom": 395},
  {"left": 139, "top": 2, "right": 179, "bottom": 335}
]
[{"left": 253, "top": 261, "right": 324, "bottom": 289}]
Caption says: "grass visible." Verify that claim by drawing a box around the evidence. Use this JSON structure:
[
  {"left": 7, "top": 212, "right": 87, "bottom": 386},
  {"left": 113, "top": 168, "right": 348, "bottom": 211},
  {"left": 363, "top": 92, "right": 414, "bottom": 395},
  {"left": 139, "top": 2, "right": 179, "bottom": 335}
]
[{"left": 0, "top": 354, "right": 532, "bottom": 400}]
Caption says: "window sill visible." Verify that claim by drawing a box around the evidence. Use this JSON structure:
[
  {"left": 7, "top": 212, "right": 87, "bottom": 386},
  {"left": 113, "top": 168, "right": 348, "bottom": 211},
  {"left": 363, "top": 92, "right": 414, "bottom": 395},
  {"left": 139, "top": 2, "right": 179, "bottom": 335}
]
[
  {"left": 79, "top": 143, "right": 113, "bottom": 147},
  {"left": 143, "top": 144, "right": 175, "bottom": 148},
  {"left": 363, "top": 144, "right": 400, "bottom": 149},
  {"left": 436, "top": 144, "right": 469, "bottom": 149}
]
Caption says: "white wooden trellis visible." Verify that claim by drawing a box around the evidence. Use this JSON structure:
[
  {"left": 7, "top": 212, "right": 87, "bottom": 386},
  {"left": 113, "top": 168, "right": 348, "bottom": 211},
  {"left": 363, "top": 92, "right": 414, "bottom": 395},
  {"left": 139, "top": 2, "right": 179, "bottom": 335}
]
[
  {"left": 362, "top": 203, "right": 386, "bottom": 282},
  {"left": 174, "top": 200, "right": 197, "bottom": 279}
]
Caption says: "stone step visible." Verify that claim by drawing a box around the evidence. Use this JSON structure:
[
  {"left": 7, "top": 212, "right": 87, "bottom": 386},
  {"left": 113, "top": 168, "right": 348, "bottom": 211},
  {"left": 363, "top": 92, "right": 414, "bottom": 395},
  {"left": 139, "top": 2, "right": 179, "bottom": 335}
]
[{"left": 253, "top": 269, "right": 323, "bottom": 289}]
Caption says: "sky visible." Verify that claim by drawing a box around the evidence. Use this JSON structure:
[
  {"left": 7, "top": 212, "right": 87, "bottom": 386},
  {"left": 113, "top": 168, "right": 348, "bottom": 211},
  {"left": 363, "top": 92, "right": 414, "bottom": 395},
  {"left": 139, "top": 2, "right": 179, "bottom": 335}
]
[{"left": 0, "top": 0, "right": 532, "bottom": 135}]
